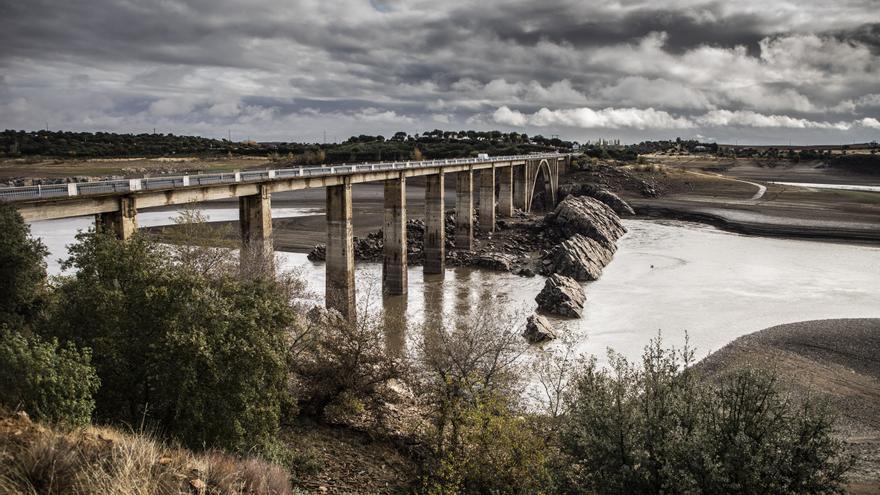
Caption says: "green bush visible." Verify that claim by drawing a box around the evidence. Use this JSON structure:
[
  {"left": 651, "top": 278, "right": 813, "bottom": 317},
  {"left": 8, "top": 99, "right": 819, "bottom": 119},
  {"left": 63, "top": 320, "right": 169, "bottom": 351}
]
[
  {"left": 0, "top": 328, "right": 99, "bottom": 426},
  {"left": 0, "top": 203, "right": 49, "bottom": 329},
  {"left": 558, "top": 338, "right": 852, "bottom": 494},
  {"left": 45, "top": 230, "right": 298, "bottom": 453}
]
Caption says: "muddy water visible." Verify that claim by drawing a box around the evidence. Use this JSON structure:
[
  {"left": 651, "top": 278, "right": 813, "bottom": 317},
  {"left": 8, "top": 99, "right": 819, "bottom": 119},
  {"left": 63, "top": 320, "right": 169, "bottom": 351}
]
[
  {"left": 30, "top": 213, "right": 880, "bottom": 365},
  {"left": 278, "top": 219, "right": 880, "bottom": 364}
]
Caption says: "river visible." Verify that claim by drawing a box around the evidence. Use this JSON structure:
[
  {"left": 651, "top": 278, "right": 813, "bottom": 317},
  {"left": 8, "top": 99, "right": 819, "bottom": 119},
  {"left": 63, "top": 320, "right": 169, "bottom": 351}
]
[{"left": 29, "top": 211, "right": 880, "bottom": 365}]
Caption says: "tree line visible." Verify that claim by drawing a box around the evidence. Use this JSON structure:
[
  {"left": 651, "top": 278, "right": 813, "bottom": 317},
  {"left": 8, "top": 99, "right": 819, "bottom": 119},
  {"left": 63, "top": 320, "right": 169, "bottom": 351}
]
[{"left": 0, "top": 129, "right": 573, "bottom": 162}]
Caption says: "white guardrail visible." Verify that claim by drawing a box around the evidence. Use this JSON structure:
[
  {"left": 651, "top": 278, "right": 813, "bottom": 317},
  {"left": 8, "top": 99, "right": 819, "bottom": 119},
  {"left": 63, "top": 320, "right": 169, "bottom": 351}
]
[{"left": 0, "top": 153, "right": 568, "bottom": 202}]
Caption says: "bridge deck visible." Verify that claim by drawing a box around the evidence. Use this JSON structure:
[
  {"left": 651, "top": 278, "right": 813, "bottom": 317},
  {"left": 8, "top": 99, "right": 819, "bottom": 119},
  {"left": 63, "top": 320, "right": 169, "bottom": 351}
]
[{"left": 3, "top": 153, "right": 566, "bottom": 221}]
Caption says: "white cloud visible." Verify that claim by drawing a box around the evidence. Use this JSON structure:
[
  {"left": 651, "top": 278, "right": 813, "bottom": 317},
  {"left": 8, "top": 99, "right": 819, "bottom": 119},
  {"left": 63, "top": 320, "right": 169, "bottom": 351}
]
[
  {"left": 493, "top": 106, "right": 528, "bottom": 126},
  {"left": 859, "top": 118, "right": 880, "bottom": 129},
  {"left": 492, "top": 105, "right": 879, "bottom": 132},
  {"left": 696, "top": 110, "right": 852, "bottom": 130}
]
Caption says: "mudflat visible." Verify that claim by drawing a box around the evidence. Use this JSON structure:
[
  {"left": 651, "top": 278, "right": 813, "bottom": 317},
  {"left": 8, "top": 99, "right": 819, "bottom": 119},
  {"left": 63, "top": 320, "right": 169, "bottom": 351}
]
[{"left": 566, "top": 157, "right": 880, "bottom": 243}]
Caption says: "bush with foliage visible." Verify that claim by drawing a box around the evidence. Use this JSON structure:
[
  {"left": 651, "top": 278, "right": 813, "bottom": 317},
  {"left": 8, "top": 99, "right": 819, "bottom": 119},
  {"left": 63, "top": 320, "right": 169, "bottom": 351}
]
[
  {"left": 0, "top": 328, "right": 99, "bottom": 426},
  {"left": 0, "top": 203, "right": 49, "bottom": 329},
  {"left": 413, "top": 306, "right": 555, "bottom": 494},
  {"left": 44, "top": 229, "right": 299, "bottom": 453},
  {"left": 289, "top": 305, "right": 402, "bottom": 421},
  {"left": 558, "top": 337, "right": 853, "bottom": 494}
]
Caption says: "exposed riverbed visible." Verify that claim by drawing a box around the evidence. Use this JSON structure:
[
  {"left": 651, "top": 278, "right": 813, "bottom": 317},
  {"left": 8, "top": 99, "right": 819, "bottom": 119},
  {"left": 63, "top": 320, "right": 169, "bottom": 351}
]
[{"left": 30, "top": 211, "right": 880, "bottom": 365}]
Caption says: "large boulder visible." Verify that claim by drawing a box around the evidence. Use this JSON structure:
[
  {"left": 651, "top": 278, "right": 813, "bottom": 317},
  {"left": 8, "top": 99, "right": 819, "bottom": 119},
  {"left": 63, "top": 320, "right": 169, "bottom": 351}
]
[
  {"left": 544, "top": 234, "right": 614, "bottom": 281},
  {"left": 557, "top": 183, "right": 635, "bottom": 216},
  {"left": 546, "top": 195, "right": 626, "bottom": 248},
  {"left": 523, "top": 313, "right": 557, "bottom": 343},
  {"left": 535, "top": 274, "right": 586, "bottom": 318}
]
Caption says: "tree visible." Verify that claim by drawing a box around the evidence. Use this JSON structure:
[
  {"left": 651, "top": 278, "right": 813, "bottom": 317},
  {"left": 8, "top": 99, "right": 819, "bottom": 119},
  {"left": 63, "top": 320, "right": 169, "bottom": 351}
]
[
  {"left": 0, "top": 203, "right": 49, "bottom": 329},
  {"left": 45, "top": 230, "right": 298, "bottom": 452}
]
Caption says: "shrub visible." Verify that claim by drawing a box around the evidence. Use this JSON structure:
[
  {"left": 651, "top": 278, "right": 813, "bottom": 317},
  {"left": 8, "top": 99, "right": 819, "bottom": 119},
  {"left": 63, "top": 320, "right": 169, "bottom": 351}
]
[
  {"left": 558, "top": 337, "right": 853, "bottom": 494},
  {"left": 0, "top": 203, "right": 49, "bottom": 329},
  {"left": 45, "top": 230, "right": 298, "bottom": 453},
  {"left": 0, "top": 328, "right": 99, "bottom": 426},
  {"left": 413, "top": 305, "right": 554, "bottom": 494},
  {"left": 289, "top": 306, "right": 401, "bottom": 420}
]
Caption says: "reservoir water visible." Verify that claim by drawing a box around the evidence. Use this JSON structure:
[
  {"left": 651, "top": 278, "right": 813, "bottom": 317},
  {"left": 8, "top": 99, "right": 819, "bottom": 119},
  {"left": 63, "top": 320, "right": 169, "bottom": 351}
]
[{"left": 30, "top": 211, "right": 880, "bottom": 365}]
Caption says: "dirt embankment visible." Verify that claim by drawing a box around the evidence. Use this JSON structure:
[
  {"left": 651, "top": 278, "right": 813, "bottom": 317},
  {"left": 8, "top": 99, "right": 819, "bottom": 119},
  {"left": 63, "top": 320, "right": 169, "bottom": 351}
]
[
  {"left": 698, "top": 319, "right": 880, "bottom": 494},
  {"left": 563, "top": 158, "right": 880, "bottom": 243}
]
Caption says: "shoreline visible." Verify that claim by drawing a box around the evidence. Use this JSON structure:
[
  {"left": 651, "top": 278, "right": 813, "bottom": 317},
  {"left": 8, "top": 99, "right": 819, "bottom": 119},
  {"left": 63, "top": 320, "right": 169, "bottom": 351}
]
[{"left": 632, "top": 205, "right": 880, "bottom": 245}]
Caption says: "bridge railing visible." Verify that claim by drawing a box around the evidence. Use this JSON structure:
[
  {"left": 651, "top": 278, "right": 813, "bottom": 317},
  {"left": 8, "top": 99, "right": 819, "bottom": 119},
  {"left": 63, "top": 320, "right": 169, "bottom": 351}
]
[{"left": 0, "top": 152, "right": 569, "bottom": 203}]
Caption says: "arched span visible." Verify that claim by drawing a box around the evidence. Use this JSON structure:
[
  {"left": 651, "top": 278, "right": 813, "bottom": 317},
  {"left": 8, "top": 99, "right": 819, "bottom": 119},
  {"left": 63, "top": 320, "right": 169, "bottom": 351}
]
[{"left": 527, "top": 158, "right": 556, "bottom": 213}]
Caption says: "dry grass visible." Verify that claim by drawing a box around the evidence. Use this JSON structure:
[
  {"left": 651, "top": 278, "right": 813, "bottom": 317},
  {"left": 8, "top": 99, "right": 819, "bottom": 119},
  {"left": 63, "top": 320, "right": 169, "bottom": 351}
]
[{"left": 0, "top": 412, "right": 293, "bottom": 494}]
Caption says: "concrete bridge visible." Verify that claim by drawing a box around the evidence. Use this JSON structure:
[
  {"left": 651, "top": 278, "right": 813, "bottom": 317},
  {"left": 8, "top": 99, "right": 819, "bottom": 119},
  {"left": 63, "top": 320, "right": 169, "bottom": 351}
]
[{"left": 2, "top": 153, "right": 574, "bottom": 319}]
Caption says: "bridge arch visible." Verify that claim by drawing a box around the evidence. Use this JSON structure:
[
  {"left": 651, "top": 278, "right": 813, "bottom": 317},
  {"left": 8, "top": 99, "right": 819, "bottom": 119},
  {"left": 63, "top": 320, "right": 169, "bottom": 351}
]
[{"left": 527, "top": 158, "right": 556, "bottom": 212}]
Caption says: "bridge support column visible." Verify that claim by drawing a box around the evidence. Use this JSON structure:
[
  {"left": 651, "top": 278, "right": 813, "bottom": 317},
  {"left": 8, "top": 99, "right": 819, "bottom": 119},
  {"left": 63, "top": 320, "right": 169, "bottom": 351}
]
[
  {"left": 424, "top": 172, "right": 445, "bottom": 275},
  {"left": 497, "top": 166, "right": 513, "bottom": 217},
  {"left": 239, "top": 185, "right": 274, "bottom": 272},
  {"left": 326, "top": 179, "right": 356, "bottom": 320},
  {"left": 513, "top": 164, "right": 527, "bottom": 211},
  {"left": 479, "top": 166, "right": 495, "bottom": 232},
  {"left": 382, "top": 174, "right": 407, "bottom": 296},
  {"left": 96, "top": 196, "right": 137, "bottom": 240},
  {"left": 455, "top": 169, "right": 474, "bottom": 251}
]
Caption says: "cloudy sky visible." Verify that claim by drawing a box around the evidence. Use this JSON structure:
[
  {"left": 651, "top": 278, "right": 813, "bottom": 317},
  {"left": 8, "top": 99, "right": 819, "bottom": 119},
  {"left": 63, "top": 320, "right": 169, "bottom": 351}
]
[{"left": 2, "top": 0, "right": 879, "bottom": 144}]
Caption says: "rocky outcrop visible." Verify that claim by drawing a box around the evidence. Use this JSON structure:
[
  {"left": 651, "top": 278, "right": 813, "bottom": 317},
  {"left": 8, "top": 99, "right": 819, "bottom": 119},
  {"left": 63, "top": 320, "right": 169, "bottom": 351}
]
[
  {"left": 535, "top": 274, "right": 585, "bottom": 318},
  {"left": 546, "top": 195, "right": 626, "bottom": 248},
  {"left": 543, "top": 234, "right": 614, "bottom": 281},
  {"left": 523, "top": 314, "right": 556, "bottom": 343},
  {"left": 557, "top": 183, "right": 635, "bottom": 216},
  {"left": 475, "top": 252, "right": 518, "bottom": 271}
]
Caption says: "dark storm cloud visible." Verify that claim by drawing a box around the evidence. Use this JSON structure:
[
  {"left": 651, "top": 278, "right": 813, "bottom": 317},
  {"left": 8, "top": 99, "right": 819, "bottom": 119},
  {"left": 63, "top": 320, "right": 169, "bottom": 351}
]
[
  {"left": 440, "top": 3, "right": 768, "bottom": 55},
  {"left": 1, "top": 0, "right": 879, "bottom": 143}
]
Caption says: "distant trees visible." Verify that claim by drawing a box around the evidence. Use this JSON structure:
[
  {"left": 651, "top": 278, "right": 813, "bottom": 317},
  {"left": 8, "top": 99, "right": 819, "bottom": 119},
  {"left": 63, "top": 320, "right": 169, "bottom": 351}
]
[{"left": 0, "top": 128, "right": 574, "bottom": 163}]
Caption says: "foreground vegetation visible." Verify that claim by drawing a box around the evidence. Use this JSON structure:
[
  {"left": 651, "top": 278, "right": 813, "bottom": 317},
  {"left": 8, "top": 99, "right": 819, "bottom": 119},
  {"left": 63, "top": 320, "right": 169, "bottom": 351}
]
[{"left": 0, "top": 202, "right": 855, "bottom": 493}]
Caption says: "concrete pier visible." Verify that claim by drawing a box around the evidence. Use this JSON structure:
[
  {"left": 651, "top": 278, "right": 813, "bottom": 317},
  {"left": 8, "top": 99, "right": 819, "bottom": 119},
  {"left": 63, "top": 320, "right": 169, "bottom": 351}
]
[
  {"left": 479, "top": 166, "right": 495, "bottom": 232},
  {"left": 382, "top": 175, "right": 407, "bottom": 295},
  {"left": 326, "top": 179, "right": 356, "bottom": 320},
  {"left": 239, "top": 185, "right": 273, "bottom": 271},
  {"left": 497, "top": 166, "right": 513, "bottom": 217},
  {"left": 513, "top": 164, "right": 527, "bottom": 211},
  {"left": 96, "top": 196, "right": 137, "bottom": 240},
  {"left": 424, "top": 172, "right": 445, "bottom": 275},
  {"left": 455, "top": 169, "right": 474, "bottom": 251}
]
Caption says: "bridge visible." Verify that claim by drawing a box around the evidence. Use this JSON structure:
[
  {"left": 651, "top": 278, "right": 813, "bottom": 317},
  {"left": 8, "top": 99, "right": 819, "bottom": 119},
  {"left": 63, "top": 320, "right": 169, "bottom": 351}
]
[{"left": 2, "top": 153, "right": 574, "bottom": 319}]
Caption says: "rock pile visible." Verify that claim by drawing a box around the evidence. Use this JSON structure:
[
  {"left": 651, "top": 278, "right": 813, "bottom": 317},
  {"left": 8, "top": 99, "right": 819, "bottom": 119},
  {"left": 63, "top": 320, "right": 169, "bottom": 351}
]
[
  {"left": 523, "top": 313, "right": 556, "bottom": 343},
  {"left": 538, "top": 195, "right": 626, "bottom": 283},
  {"left": 308, "top": 215, "right": 460, "bottom": 262},
  {"left": 556, "top": 183, "right": 635, "bottom": 216},
  {"left": 544, "top": 234, "right": 614, "bottom": 281},
  {"left": 535, "top": 274, "right": 585, "bottom": 318},
  {"left": 545, "top": 195, "right": 626, "bottom": 248}
]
